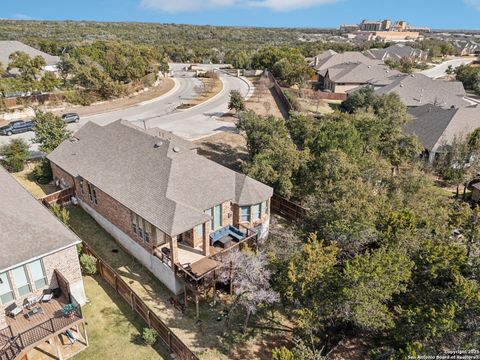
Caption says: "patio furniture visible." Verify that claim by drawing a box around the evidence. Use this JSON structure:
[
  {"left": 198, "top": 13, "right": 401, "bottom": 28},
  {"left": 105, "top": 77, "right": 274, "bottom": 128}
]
[
  {"left": 161, "top": 247, "right": 171, "bottom": 258},
  {"left": 7, "top": 304, "right": 23, "bottom": 318},
  {"left": 42, "top": 293, "right": 54, "bottom": 303},
  {"left": 25, "top": 295, "right": 41, "bottom": 308},
  {"left": 25, "top": 306, "right": 44, "bottom": 320},
  {"left": 210, "top": 225, "right": 246, "bottom": 246},
  {"left": 218, "top": 237, "right": 232, "bottom": 249}
]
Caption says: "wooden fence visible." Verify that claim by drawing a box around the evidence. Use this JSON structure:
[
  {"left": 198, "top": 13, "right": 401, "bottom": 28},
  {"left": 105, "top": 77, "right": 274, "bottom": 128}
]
[
  {"left": 40, "top": 187, "right": 74, "bottom": 207},
  {"left": 271, "top": 193, "right": 307, "bottom": 221},
  {"left": 81, "top": 243, "right": 199, "bottom": 360},
  {"left": 265, "top": 71, "right": 293, "bottom": 114}
]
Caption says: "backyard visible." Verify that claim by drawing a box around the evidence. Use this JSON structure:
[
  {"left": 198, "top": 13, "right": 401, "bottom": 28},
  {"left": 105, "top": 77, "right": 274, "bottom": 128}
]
[{"left": 73, "top": 276, "right": 171, "bottom": 360}]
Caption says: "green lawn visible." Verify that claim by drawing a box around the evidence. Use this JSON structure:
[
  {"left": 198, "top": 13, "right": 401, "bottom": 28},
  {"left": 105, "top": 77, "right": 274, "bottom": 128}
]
[
  {"left": 73, "top": 276, "right": 171, "bottom": 360},
  {"left": 13, "top": 163, "right": 58, "bottom": 199}
]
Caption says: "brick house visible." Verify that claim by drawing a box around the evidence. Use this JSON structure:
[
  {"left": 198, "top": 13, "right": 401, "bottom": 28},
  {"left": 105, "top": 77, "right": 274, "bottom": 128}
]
[
  {"left": 48, "top": 120, "right": 273, "bottom": 295},
  {"left": 0, "top": 167, "right": 87, "bottom": 360}
]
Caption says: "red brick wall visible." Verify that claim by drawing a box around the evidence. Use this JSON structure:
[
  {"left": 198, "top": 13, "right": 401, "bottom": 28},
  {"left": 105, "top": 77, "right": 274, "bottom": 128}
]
[{"left": 51, "top": 162, "right": 75, "bottom": 188}]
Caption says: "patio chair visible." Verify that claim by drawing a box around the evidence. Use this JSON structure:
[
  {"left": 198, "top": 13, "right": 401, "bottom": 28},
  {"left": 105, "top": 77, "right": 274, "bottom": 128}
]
[
  {"left": 6, "top": 303, "right": 23, "bottom": 318},
  {"left": 25, "top": 295, "right": 41, "bottom": 308}
]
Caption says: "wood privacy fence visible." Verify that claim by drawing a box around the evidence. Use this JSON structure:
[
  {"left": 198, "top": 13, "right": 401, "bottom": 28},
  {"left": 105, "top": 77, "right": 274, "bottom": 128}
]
[
  {"left": 40, "top": 187, "right": 74, "bottom": 207},
  {"left": 81, "top": 243, "right": 199, "bottom": 360},
  {"left": 271, "top": 193, "right": 307, "bottom": 221},
  {"left": 265, "top": 71, "right": 293, "bottom": 114}
]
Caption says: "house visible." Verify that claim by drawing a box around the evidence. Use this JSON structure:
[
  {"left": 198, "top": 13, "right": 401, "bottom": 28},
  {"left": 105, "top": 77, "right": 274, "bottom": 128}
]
[
  {"left": 404, "top": 104, "right": 480, "bottom": 162},
  {"left": 323, "top": 62, "right": 403, "bottom": 93},
  {"left": 452, "top": 40, "right": 480, "bottom": 56},
  {"left": 364, "top": 45, "right": 428, "bottom": 62},
  {"left": 0, "top": 41, "right": 60, "bottom": 73},
  {"left": 0, "top": 167, "right": 87, "bottom": 360},
  {"left": 311, "top": 51, "right": 381, "bottom": 85},
  {"left": 375, "top": 73, "right": 470, "bottom": 108},
  {"left": 47, "top": 120, "right": 273, "bottom": 296}
]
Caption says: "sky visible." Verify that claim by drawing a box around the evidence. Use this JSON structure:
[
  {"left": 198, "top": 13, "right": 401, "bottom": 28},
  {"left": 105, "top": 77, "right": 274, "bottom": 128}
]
[{"left": 2, "top": 0, "right": 480, "bottom": 29}]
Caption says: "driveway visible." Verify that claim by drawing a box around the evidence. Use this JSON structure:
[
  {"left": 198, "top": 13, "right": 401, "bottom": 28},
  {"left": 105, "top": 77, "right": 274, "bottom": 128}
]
[{"left": 421, "top": 57, "right": 475, "bottom": 79}]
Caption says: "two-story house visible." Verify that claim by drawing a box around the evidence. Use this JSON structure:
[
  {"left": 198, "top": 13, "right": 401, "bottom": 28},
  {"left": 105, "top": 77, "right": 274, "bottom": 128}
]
[
  {"left": 48, "top": 120, "right": 273, "bottom": 295},
  {"left": 0, "top": 166, "right": 87, "bottom": 360}
]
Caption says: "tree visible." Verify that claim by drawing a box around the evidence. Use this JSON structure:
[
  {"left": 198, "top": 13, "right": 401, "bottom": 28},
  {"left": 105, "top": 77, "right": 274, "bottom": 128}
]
[
  {"left": 32, "top": 110, "right": 72, "bottom": 154},
  {"left": 0, "top": 138, "right": 30, "bottom": 172},
  {"left": 455, "top": 64, "right": 480, "bottom": 92},
  {"left": 8, "top": 51, "right": 46, "bottom": 82},
  {"left": 228, "top": 90, "right": 245, "bottom": 113},
  {"left": 40, "top": 72, "right": 61, "bottom": 92},
  {"left": 219, "top": 249, "right": 279, "bottom": 333},
  {"left": 50, "top": 202, "right": 70, "bottom": 224}
]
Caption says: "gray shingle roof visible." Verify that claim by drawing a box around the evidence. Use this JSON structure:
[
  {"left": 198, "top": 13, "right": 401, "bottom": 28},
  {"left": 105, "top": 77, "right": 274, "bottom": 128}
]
[
  {"left": 364, "top": 45, "right": 427, "bottom": 61},
  {"left": 314, "top": 51, "right": 381, "bottom": 75},
  {"left": 0, "top": 41, "right": 59, "bottom": 69},
  {"left": 48, "top": 120, "right": 273, "bottom": 237},
  {"left": 326, "top": 62, "right": 403, "bottom": 86},
  {"left": 405, "top": 104, "right": 480, "bottom": 152},
  {"left": 375, "top": 73, "right": 469, "bottom": 108},
  {"left": 0, "top": 167, "right": 80, "bottom": 272}
]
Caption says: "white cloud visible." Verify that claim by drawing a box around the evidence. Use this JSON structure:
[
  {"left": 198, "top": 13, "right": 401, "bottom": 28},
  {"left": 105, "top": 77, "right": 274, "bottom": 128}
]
[
  {"left": 10, "top": 13, "right": 33, "bottom": 20},
  {"left": 140, "top": 0, "right": 339, "bottom": 12},
  {"left": 465, "top": 0, "right": 480, "bottom": 11}
]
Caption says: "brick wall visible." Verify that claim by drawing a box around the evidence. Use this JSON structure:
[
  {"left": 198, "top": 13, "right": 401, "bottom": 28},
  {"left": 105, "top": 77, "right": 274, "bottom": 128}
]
[{"left": 51, "top": 162, "right": 75, "bottom": 188}]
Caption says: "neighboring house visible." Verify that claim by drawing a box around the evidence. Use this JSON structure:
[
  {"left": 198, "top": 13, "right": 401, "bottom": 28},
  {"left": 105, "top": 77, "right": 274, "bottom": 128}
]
[
  {"left": 404, "top": 103, "right": 480, "bottom": 162},
  {"left": 375, "top": 73, "right": 470, "bottom": 108},
  {"left": 0, "top": 167, "right": 87, "bottom": 360},
  {"left": 0, "top": 40, "right": 60, "bottom": 72},
  {"left": 311, "top": 51, "right": 381, "bottom": 85},
  {"left": 323, "top": 62, "right": 403, "bottom": 93},
  {"left": 452, "top": 40, "right": 480, "bottom": 56},
  {"left": 364, "top": 45, "right": 428, "bottom": 62},
  {"left": 48, "top": 120, "right": 273, "bottom": 295}
]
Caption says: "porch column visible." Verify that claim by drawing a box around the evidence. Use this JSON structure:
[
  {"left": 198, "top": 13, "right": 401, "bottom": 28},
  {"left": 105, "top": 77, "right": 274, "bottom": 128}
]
[
  {"left": 170, "top": 236, "right": 179, "bottom": 270},
  {"left": 202, "top": 222, "right": 209, "bottom": 256},
  {"left": 55, "top": 335, "right": 64, "bottom": 360}
]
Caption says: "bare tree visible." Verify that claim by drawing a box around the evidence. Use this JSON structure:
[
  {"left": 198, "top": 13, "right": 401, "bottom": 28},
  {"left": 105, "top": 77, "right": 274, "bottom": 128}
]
[{"left": 219, "top": 249, "right": 279, "bottom": 333}]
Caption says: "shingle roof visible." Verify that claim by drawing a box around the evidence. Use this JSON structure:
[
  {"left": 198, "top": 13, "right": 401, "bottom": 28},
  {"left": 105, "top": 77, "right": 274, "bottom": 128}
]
[
  {"left": 0, "top": 167, "right": 80, "bottom": 272},
  {"left": 364, "top": 45, "right": 427, "bottom": 61},
  {"left": 48, "top": 120, "right": 273, "bottom": 237},
  {"left": 375, "top": 73, "right": 469, "bottom": 108},
  {"left": 0, "top": 41, "right": 59, "bottom": 69},
  {"left": 326, "top": 62, "right": 403, "bottom": 86},
  {"left": 314, "top": 51, "right": 381, "bottom": 75},
  {"left": 405, "top": 104, "right": 480, "bottom": 152}
]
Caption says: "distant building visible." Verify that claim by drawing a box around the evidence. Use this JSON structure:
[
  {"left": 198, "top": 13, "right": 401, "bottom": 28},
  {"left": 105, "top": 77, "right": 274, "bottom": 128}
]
[
  {"left": 359, "top": 19, "right": 391, "bottom": 32},
  {"left": 0, "top": 40, "right": 59, "bottom": 72}
]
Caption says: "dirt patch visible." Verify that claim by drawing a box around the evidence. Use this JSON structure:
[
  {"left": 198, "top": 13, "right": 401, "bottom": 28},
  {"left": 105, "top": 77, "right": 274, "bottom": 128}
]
[
  {"left": 246, "top": 77, "right": 288, "bottom": 119},
  {"left": 194, "top": 130, "right": 248, "bottom": 172}
]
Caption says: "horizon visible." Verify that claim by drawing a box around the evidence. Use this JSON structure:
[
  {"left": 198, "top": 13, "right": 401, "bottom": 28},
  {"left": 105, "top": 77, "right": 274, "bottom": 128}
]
[{"left": 1, "top": 0, "right": 480, "bottom": 31}]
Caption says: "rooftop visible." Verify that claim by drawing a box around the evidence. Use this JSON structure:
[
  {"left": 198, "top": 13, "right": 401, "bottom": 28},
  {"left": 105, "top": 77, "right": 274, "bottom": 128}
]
[
  {"left": 326, "top": 62, "right": 403, "bottom": 86},
  {"left": 0, "top": 41, "right": 59, "bottom": 69},
  {"left": 0, "top": 167, "right": 80, "bottom": 272},
  {"left": 48, "top": 120, "right": 273, "bottom": 237},
  {"left": 312, "top": 51, "right": 381, "bottom": 74}
]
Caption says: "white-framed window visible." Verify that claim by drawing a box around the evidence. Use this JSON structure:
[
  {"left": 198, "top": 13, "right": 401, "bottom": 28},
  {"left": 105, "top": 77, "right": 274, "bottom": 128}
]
[
  {"left": 252, "top": 204, "right": 261, "bottom": 221},
  {"left": 29, "top": 259, "right": 47, "bottom": 289},
  {"left": 144, "top": 221, "right": 151, "bottom": 243},
  {"left": 79, "top": 177, "right": 84, "bottom": 195},
  {"left": 0, "top": 272, "right": 14, "bottom": 304},
  {"left": 131, "top": 212, "right": 138, "bottom": 234},
  {"left": 262, "top": 200, "right": 268, "bottom": 215},
  {"left": 196, "top": 223, "right": 204, "bottom": 239},
  {"left": 88, "top": 183, "right": 98, "bottom": 204},
  {"left": 214, "top": 204, "right": 222, "bottom": 230},
  {"left": 241, "top": 206, "right": 250, "bottom": 222},
  {"left": 12, "top": 266, "right": 31, "bottom": 297}
]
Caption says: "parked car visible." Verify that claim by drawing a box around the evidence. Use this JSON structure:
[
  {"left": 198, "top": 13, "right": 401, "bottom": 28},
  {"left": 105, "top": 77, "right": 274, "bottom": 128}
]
[
  {"left": 0, "top": 120, "right": 34, "bottom": 136},
  {"left": 62, "top": 113, "right": 80, "bottom": 123}
]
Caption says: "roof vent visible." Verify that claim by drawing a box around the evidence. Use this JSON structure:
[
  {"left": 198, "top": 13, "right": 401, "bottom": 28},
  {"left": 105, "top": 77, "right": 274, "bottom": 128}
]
[
  {"left": 173, "top": 146, "right": 181, "bottom": 153},
  {"left": 154, "top": 141, "right": 163, "bottom": 148},
  {"left": 70, "top": 137, "right": 79, "bottom": 143},
  {"left": 400, "top": 84, "right": 405, "bottom": 87}
]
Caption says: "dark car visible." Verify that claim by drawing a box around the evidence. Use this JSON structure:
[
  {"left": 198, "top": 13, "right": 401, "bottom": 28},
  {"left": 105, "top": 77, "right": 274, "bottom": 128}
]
[
  {"left": 62, "top": 113, "right": 80, "bottom": 123},
  {"left": 0, "top": 120, "right": 34, "bottom": 136}
]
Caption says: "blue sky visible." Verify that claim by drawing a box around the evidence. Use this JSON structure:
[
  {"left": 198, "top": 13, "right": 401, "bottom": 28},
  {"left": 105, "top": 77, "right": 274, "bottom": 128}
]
[{"left": 3, "top": 0, "right": 480, "bottom": 29}]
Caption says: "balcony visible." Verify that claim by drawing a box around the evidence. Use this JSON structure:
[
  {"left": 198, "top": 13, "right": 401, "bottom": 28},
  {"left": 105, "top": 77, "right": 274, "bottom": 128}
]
[{"left": 0, "top": 294, "right": 86, "bottom": 360}]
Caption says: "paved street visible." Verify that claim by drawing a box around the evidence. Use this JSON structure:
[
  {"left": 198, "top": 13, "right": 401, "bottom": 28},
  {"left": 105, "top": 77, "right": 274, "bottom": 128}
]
[
  {"left": 0, "top": 64, "right": 252, "bottom": 153},
  {"left": 421, "top": 57, "right": 474, "bottom": 79}
]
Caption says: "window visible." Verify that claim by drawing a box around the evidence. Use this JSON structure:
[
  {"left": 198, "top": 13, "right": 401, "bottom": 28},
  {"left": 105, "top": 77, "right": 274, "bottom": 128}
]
[
  {"left": 144, "top": 221, "right": 151, "bottom": 243},
  {"left": 0, "top": 272, "right": 14, "bottom": 304},
  {"left": 252, "top": 204, "right": 261, "bottom": 221},
  {"left": 196, "top": 223, "right": 204, "bottom": 239},
  {"left": 138, "top": 217, "right": 144, "bottom": 239},
  {"left": 241, "top": 206, "right": 250, "bottom": 222},
  {"left": 204, "top": 208, "right": 214, "bottom": 231},
  {"left": 12, "top": 266, "right": 31, "bottom": 297},
  {"left": 214, "top": 204, "right": 222, "bottom": 230},
  {"left": 79, "top": 177, "right": 84, "bottom": 195},
  {"left": 131, "top": 213, "right": 138, "bottom": 234},
  {"left": 87, "top": 183, "right": 97, "bottom": 204},
  {"left": 261, "top": 200, "right": 268, "bottom": 215},
  {"left": 29, "top": 260, "right": 47, "bottom": 289}
]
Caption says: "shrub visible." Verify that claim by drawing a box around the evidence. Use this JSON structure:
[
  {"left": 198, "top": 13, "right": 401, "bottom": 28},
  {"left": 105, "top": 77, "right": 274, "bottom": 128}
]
[
  {"left": 50, "top": 202, "right": 70, "bottom": 224},
  {"left": 271, "top": 346, "right": 295, "bottom": 360},
  {"left": 64, "top": 90, "right": 98, "bottom": 106},
  {"left": 0, "top": 138, "right": 30, "bottom": 172},
  {"left": 142, "top": 327, "right": 157, "bottom": 346},
  {"left": 80, "top": 254, "right": 97, "bottom": 275},
  {"left": 32, "top": 158, "right": 53, "bottom": 183}
]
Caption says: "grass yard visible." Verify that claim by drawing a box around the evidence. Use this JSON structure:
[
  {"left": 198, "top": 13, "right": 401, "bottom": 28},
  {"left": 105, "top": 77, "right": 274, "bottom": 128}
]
[
  {"left": 13, "top": 163, "right": 58, "bottom": 199},
  {"left": 73, "top": 276, "right": 171, "bottom": 360}
]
